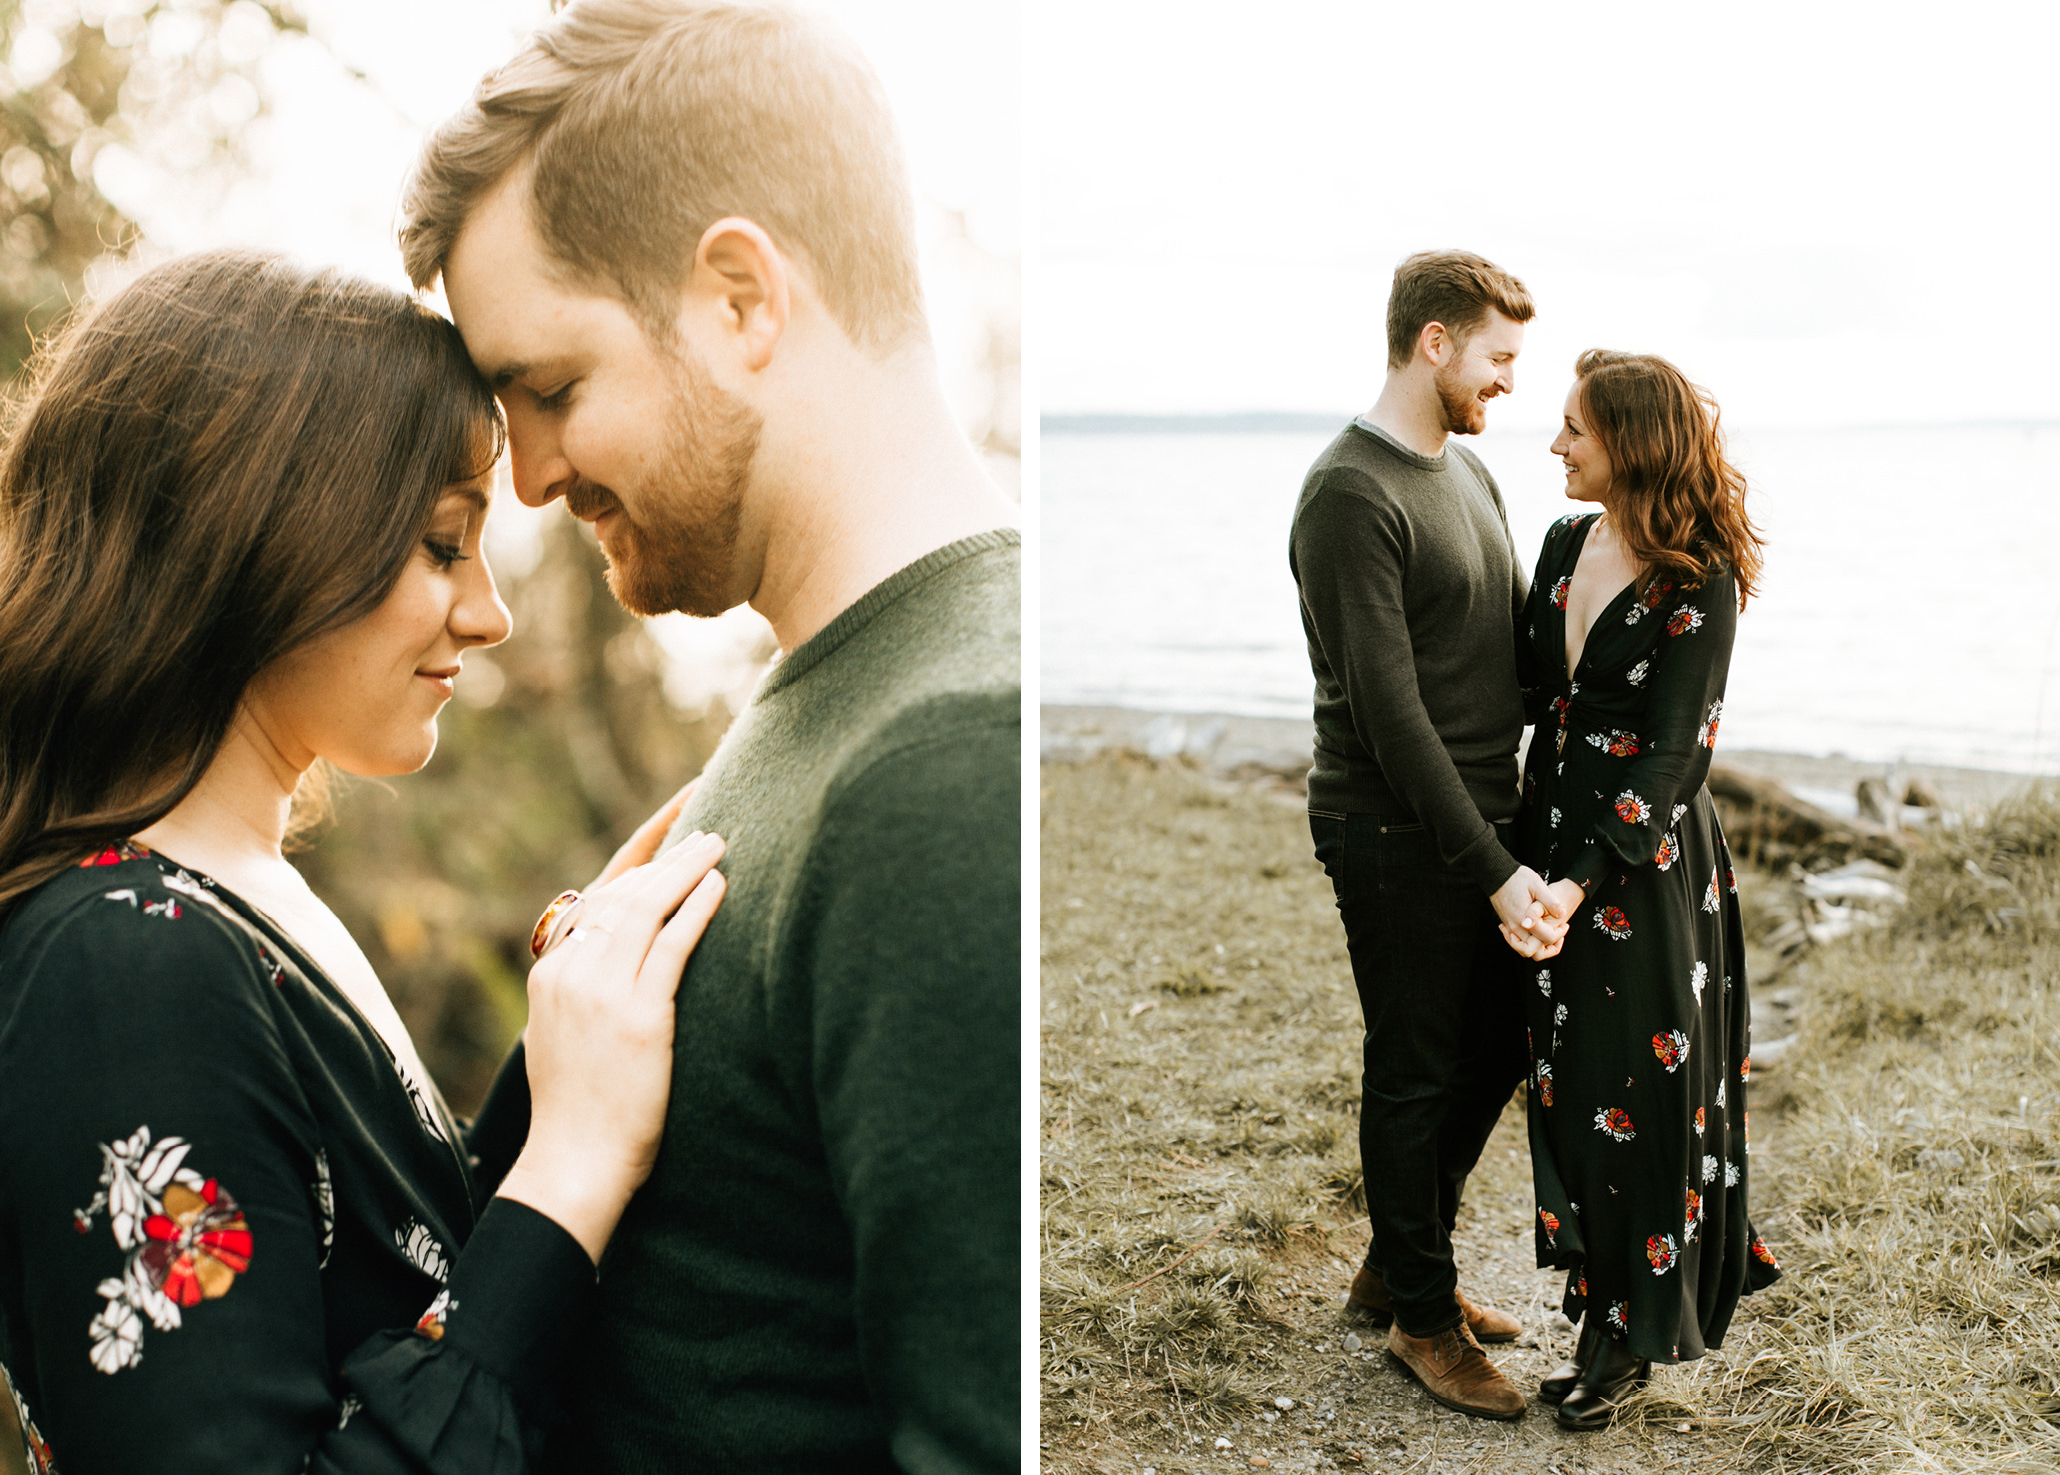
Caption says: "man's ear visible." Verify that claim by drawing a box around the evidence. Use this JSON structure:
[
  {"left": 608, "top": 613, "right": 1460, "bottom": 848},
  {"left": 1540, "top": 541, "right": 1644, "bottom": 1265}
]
[
  {"left": 1417, "top": 320, "right": 1454, "bottom": 369},
  {"left": 686, "top": 217, "right": 791, "bottom": 372}
]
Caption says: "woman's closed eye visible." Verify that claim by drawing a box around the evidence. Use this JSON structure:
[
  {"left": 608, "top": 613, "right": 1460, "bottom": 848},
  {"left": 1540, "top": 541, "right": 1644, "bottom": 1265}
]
[
  {"left": 423, "top": 537, "right": 470, "bottom": 571},
  {"left": 535, "top": 380, "right": 576, "bottom": 412}
]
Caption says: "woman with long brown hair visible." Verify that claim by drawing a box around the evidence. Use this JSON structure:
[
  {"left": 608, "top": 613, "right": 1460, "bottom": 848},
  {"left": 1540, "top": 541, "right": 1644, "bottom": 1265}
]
[
  {"left": 0, "top": 250, "right": 725, "bottom": 1471},
  {"left": 1504, "top": 349, "right": 1779, "bottom": 1429}
]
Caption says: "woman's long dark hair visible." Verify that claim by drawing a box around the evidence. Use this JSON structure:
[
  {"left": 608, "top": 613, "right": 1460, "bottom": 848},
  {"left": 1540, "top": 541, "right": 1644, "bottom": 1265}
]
[
  {"left": 1575, "top": 348, "right": 1765, "bottom": 609},
  {"left": 0, "top": 249, "right": 502, "bottom": 914}
]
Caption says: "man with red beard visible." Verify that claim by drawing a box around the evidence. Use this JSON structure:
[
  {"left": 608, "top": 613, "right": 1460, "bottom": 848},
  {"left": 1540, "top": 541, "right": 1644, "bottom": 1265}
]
[
  {"left": 1290, "top": 250, "right": 1558, "bottom": 1420},
  {"left": 399, "top": 3, "right": 1019, "bottom": 1471}
]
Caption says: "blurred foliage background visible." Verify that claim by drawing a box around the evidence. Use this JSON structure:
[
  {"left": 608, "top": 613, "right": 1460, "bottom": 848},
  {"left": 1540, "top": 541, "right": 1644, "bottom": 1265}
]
[{"left": 0, "top": 1, "right": 1016, "bottom": 1464}]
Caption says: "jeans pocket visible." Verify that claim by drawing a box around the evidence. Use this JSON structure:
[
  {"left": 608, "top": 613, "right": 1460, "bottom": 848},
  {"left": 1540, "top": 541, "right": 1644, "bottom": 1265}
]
[{"left": 1309, "top": 812, "right": 1346, "bottom": 891}]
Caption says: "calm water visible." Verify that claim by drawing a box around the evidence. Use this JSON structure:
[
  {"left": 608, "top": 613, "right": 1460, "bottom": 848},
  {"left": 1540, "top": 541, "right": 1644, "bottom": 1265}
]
[{"left": 1042, "top": 423, "right": 2060, "bottom": 772}]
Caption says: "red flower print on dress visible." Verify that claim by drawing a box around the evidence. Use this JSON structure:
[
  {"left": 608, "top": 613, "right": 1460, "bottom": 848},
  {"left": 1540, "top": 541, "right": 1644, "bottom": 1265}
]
[
  {"left": 1593, "top": 905, "right": 1632, "bottom": 941},
  {"left": 79, "top": 840, "right": 151, "bottom": 868},
  {"left": 1539, "top": 1208, "right": 1560, "bottom": 1245},
  {"left": 1646, "top": 1232, "right": 1679, "bottom": 1275},
  {"left": 5, "top": 1368, "right": 55, "bottom": 1475},
  {"left": 1605, "top": 1299, "right": 1628, "bottom": 1334},
  {"left": 1666, "top": 606, "right": 1705, "bottom": 637},
  {"left": 1684, "top": 1187, "right": 1703, "bottom": 1243},
  {"left": 1700, "top": 699, "right": 1723, "bottom": 749},
  {"left": 1536, "top": 1059, "right": 1554, "bottom": 1106},
  {"left": 1693, "top": 1107, "right": 1707, "bottom": 1138},
  {"left": 1653, "top": 1030, "right": 1689, "bottom": 1072},
  {"left": 1585, "top": 728, "right": 1640, "bottom": 757},
  {"left": 415, "top": 1288, "right": 456, "bottom": 1341},
  {"left": 1550, "top": 576, "right": 1570, "bottom": 610},
  {"left": 1594, "top": 1106, "right": 1636, "bottom": 1141},
  {"left": 1614, "top": 790, "right": 1650, "bottom": 824},
  {"left": 140, "top": 1178, "right": 252, "bottom": 1308},
  {"left": 1703, "top": 868, "right": 1722, "bottom": 914},
  {"left": 1749, "top": 1235, "right": 1779, "bottom": 1269},
  {"left": 1653, "top": 832, "right": 1678, "bottom": 871},
  {"left": 72, "top": 1126, "right": 253, "bottom": 1374}
]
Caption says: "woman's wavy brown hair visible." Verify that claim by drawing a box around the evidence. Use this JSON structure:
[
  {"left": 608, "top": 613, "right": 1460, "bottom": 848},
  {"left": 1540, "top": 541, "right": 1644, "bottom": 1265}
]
[
  {"left": 0, "top": 249, "right": 502, "bottom": 916},
  {"left": 1574, "top": 348, "right": 1764, "bottom": 609}
]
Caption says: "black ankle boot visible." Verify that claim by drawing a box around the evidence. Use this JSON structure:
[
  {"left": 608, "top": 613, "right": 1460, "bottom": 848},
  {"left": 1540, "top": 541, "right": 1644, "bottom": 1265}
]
[
  {"left": 1554, "top": 1330, "right": 1649, "bottom": 1430},
  {"left": 1539, "top": 1315, "right": 1602, "bottom": 1405}
]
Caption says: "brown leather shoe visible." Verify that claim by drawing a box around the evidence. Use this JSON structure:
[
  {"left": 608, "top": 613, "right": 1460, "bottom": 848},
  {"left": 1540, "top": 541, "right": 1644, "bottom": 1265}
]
[
  {"left": 1348, "top": 1266, "right": 1522, "bottom": 1344},
  {"left": 1385, "top": 1321, "right": 1527, "bottom": 1421}
]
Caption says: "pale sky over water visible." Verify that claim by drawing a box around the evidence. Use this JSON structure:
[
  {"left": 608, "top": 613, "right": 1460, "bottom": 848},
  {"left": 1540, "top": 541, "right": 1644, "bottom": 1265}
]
[{"left": 1038, "top": 0, "right": 2060, "bottom": 428}]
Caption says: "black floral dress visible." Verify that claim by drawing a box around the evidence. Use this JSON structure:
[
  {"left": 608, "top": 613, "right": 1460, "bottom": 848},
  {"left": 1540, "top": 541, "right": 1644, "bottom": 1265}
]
[
  {"left": 1515, "top": 512, "right": 1780, "bottom": 1365},
  {"left": 0, "top": 842, "right": 593, "bottom": 1472}
]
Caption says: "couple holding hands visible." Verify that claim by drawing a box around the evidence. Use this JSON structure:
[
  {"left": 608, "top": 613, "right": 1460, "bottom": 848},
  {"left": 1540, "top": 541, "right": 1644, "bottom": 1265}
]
[
  {"left": 1292, "top": 250, "right": 1780, "bottom": 1430},
  {"left": 0, "top": 3, "right": 1017, "bottom": 1473}
]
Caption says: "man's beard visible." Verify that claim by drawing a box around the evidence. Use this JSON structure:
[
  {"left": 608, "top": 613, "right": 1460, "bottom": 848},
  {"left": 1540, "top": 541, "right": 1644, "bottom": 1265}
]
[
  {"left": 1434, "top": 354, "right": 1489, "bottom": 436},
  {"left": 566, "top": 348, "right": 762, "bottom": 618}
]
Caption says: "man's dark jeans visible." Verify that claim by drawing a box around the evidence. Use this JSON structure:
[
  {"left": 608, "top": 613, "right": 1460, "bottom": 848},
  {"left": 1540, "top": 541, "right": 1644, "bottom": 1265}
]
[{"left": 1309, "top": 810, "right": 1527, "bottom": 1338}]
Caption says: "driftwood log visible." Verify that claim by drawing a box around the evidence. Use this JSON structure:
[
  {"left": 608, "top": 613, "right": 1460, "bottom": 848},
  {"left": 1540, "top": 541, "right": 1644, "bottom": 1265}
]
[{"left": 1706, "top": 763, "right": 1909, "bottom": 870}]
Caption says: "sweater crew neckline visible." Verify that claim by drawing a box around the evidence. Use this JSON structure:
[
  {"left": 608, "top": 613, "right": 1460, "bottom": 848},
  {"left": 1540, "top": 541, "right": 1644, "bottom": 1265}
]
[
  {"left": 1350, "top": 415, "right": 1450, "bottom": 471},
  {"left": 760, "top": 526, "right": 1021, "bottom": 697}
]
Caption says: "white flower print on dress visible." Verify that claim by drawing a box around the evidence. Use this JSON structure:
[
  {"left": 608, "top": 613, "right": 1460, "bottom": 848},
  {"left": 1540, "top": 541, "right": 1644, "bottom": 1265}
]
[
  {"left": 1690, "top": 961, "right": 1708, "bottom": 1006},
  {"left": 1703, "top": 869, "right": 1722, "bottom": 913},
  {"left": 415, "top": 1288, "right": 457, "bottom": 1341},
  {"left": 4, "top": 1363, "right": 56, "bottom": 1473},
  {"left": 1671, "top": 803, "right": 1688, "bottom": 826},
  {"left": 73, "top": 1126, "right": 254, "bottom": 1375},
  {"left": 1586, "top": 729, "right": 1640, "bottom": 757},
  {"left": 1555, "top": 1002, "right": 1568, "bottom": 1025},
  {"left": 395, "top": 1060, "right": 450, "bottom": 1145},
  {"left": 1537, "top": 968, "right": 1552, "bottom": 997},
  {"left": 1551, "top": 806, "right": 1562, "bottom": 828},
  {"left": 1606, "top": 1299, "right": 1629, "bottom": 1334},
  {"left": 1646, "top": 1232, "right": 1679, "bottom": 1275},
  {"left": 1717, "top": 1079, "right": 1728, "bottom": 1109},
  {"left": 1725, "top": 1161, "right": 1741, "bottom": 1187},
  {"left": 1594, "top": 1107, "right": 1636, "bottom": 1142},
  {"left": 313, "top": 1149, "right": 335, "bottom": 1269},
  {"left": 1701, "top": 1154, "right": 1719, "bottom": 1184},
  {"left": 394, "top": 1219, "right": 450, "bottom": 1283},
  {"left": 1700, "top": 699, "right": 1724, "bottom": 749}
]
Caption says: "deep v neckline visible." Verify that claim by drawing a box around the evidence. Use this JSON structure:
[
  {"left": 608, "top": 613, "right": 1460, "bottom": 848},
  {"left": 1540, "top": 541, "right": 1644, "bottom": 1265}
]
[{"left": 1562, "top": 515, "right": 1641, "bottom": 678}]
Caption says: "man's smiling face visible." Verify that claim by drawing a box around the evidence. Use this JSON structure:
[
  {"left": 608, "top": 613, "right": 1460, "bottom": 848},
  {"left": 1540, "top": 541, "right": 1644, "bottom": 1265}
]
[
  {"left": 441, "top": 167, "right": 763, "bottom": 618},
  {"left": 1434, "top": 309, "right": 1525, "bottom": 436}
]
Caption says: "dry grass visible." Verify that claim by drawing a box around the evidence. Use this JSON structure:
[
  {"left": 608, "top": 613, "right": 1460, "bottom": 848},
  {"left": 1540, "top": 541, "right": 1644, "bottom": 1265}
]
[{"left": 1042, "top": 751, "right": 2060, "bottom": 1475}]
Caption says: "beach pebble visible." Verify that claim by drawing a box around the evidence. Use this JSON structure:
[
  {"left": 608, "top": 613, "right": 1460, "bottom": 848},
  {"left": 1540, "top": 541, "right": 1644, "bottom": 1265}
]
[
  {"left": 1342, "top": 1332, "right": 1362, "bottom": 1352},
  {"left": 1274, "top": 1396, "right": 1295, "bottom": 1410},
  {"left": 1215, "top": 1436, "right": 1234, "bottom": 1449}
]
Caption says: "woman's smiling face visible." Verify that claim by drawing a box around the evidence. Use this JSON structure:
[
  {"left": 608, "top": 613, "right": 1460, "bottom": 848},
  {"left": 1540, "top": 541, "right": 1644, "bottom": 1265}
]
[
  {"left": 1549, "top": 382, "right": 1613, "bottom": 505},
  {"left": 244, "top": 479, "right": 512, "bottom": 776}
]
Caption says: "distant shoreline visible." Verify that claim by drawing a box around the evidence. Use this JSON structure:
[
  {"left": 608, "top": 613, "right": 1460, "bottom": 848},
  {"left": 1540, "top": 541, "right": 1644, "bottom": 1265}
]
[
  {"left": 1042, "top": 412, "right": 2060, "bottom": 436},
  {"left": 1040, "top": 703, "right": 2045, "bottom": 813}
]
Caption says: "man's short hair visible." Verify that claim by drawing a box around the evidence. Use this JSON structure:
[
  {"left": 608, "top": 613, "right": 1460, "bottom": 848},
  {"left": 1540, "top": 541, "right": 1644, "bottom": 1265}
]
[
  {"left": 399, "top": 0, "right": 925, "bottom": 353},
  {"left": 1385, "top": 250, "right": 1534, "bottom": 371}
]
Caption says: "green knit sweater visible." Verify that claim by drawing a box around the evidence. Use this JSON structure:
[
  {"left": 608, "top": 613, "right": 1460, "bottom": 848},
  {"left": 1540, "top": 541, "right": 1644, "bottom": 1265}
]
[{"left": 562, "top": 531, "right": 1020, "bottom": 1475}]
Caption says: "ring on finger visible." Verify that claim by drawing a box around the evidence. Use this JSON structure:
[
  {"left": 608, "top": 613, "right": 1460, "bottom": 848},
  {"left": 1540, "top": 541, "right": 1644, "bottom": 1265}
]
[{"left": 531, "top": 890, "right": 584, "bottom": 958}]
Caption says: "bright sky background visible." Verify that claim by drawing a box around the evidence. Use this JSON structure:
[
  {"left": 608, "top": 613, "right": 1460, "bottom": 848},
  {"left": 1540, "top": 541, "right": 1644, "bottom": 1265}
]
[{"left": 1038, "top": 0, "right": 2060, "bottom": 429}]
